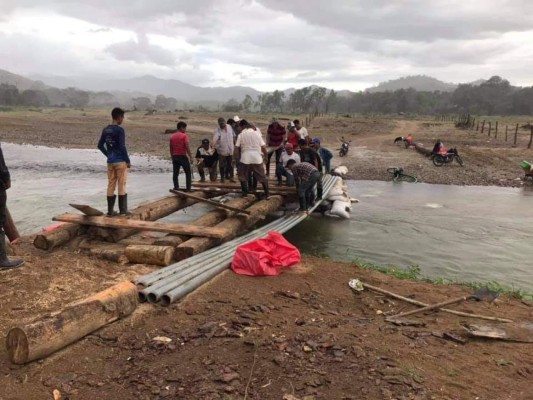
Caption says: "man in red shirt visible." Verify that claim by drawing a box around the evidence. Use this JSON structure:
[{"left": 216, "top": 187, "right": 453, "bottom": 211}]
[{"left": 170, "top": 121, "right": 193, "bottom": 191}]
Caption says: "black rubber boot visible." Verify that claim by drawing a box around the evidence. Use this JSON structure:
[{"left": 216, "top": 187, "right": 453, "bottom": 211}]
[
  {"left": 262, "top": 181, "right": 270, "bottom": 199},
  {"left": 0, "top": 232, "right": 23, "bottom": 270},
  {"left": 107, "top": 195, "right": 118, "bottom": 216},
  {"left": 240, "top": 181, "right": 249, "bottom": 197},
  {"left": 118, "top": 194, "right": 132, "bottom": 216},
  {"left": 298, "top": 197, "right": 307, "bottom": 212}
]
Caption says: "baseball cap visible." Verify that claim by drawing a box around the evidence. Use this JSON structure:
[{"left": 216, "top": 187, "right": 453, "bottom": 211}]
[
  {"left": 233, "top": 115, "right": 241, "bottom": 122},
  {"left": 312, "top": 138, "right": 321, "bottom": 144},
  {"left": 202, "top": 139, "right": 210, "bottom": 145},
  {"left": 287, "top": 121, "right": 295, "bottom": 128}
]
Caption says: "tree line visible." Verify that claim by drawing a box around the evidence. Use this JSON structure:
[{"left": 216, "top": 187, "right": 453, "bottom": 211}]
[
  {"left": 222, "top": 76, "right": 533, "bottom": 116},
  {"left": 3, "top": 75, "right": 533, "bottom": 116}
]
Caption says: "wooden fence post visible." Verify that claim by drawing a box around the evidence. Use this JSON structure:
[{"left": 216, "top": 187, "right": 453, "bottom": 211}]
[
  {"left": 505, "top": 125, "right": 508, "bottom": 142},
  {"left": 529, "top": 126, "right": 533, "bottom": 149},
  {"left": 495, "top": 121, "right": 498, "bottom": 139},
  {"left": 488, "top": 121, "right": 492, "bottom": 137},
  {"left": 476, "top": 121, "right": 480, "bottom": 131},
  {"left": 514, "top": 123, "right": 519, "bottom": 145},
  {"left": 471, "top": 118, "right": 475, "bottom": 129},
  {"left": 481, "top": 120, "right": 485, "bottom": 133}
]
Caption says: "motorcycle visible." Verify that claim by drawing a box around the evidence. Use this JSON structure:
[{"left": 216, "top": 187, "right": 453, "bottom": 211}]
[
  {"left": 339, "top": 137, "right": 351, "bottom": 157},
  {"left": 432, "top": 147, "right": 464, "bottom": 167}
]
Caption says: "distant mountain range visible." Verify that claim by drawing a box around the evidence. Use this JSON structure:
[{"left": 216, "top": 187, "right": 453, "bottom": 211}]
[{"left": 1, "top": 69, "right": 490, "bottom": 105}]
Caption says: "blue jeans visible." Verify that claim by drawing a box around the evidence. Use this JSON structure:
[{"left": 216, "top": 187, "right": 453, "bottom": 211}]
[
  {"left": 297, "top": 171, "right": 321, "bottom": 209},
  {"left": 275, "top": 164, "right": 295, "bottom": 186}
]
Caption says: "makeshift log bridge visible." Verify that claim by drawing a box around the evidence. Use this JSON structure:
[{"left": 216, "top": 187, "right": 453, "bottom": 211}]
[{"left": 137, "top": 175, "right": 339, "bottom": 305}]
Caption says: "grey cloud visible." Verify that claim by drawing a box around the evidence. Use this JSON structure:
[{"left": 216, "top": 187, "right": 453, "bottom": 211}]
[
  {"left": 105, "top": 33, "right": 176, "bottom": 66},
  {"left": 256, "top": 0, "right": 533, "bottom": 42}
]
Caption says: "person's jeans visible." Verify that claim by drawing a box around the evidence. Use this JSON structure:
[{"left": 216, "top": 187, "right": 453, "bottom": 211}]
[
  {"left": 107, "top": 162, "right": 128, "bottom": 196},
  {"left": 275, "top": 164, "right": 295, "bottom": 186},
  {"left": 172, "top": 155, "right": 192, "bottom": 190},
  {"left": 266, "top": 147, "right": 282, "bottom": 175},
  {"left": 218, "top": 155, "right": 234, "bottom": 181},
  {"left": 197, "top": 162, "right": 218, "bottom": 181},
  {"left": 298, "top": 171, "right": 321, "bottom": 209}
]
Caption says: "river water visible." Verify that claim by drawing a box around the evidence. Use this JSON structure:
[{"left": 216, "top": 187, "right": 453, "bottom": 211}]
[{"left": 4, "top": 143, "right": 532, "bottom": 292}]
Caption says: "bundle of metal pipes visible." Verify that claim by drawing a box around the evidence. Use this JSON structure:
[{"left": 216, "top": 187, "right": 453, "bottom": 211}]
[{"left": 134, "top": 175, "right": 339, "bottom": 306}]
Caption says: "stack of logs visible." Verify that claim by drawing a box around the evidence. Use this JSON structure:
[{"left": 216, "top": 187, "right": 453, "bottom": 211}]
[{"left": 33, "top": 187, "right": 291, "bottom": 266}]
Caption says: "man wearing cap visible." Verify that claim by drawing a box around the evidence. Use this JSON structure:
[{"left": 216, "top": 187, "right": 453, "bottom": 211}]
[
  {"left": 212, "top": 117, "right": 235, "bottom": 183},
  {"left": 195, "top": 139, "right": 218, "bottom": 182},
  {"left": 276, "top": 143, "right": 300, "bottom": 186},
  {"left": 312, "top": 138, "right": 333, "bottom": 173},
  {"left": 287, "top": 121, "right": 300, "bottom": 150},
  {"left": 234, "top": 119, "right": 269, "bottom": 198},
  {"left": 266, "top": 119, "right": 286, "bottom": 176},
  {"left": 97, "top": 107, "right": 132, "bottom": 216}
]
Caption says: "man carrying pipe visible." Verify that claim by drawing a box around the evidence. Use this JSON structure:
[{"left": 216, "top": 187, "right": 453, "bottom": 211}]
[{"left": 0, "top": 143, "right": 24, "bottom": 269}]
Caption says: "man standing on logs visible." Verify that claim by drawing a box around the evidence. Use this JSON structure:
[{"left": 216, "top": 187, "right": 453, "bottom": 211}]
[
  {"left": 0, "top": 143, "right": 24, "bottom": 269},
  {"left": 234, "top": 119, "right": 269, "bottom": 198},
  {"left": 266, "top": 119, "right": 286, "bottom": 176},
  {"left": 170, "top": 121, "right": 193, "bottom": 191},
  {"left": 97, "top": 107, "right": 131, "bottom": 216},
  {"left": 212, "top": 117, "right": 235, "bottom": 183},
  {"left": 286, "top": 160, "right": 322, "bottom": 212}
]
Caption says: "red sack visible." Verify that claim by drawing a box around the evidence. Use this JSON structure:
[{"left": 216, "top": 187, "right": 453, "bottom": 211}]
[{"left": 231, "top": 231, "right": 301, "bottom": 276}]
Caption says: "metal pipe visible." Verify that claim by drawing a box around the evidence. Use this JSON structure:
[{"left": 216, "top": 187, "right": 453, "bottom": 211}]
[
  {"left": 154, "top": 176, "right": 339, "bottom": 305},
  {"left": 142, "top": 218, "right": 299, "bottom": 301}
]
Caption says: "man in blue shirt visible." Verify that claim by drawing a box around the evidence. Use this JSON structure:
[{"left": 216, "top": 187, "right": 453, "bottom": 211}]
[{"left": 97, "top": 107, "right": 131, "bottom": 216}]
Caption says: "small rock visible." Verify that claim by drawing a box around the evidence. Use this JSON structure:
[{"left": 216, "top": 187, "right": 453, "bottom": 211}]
[
  {"left": 279, "top": 291, "right": 301, "bottom": 300},
  {"left": 216, "top": 372, "right": 240, "bottom": 383},
  {"left": 53, "top": 389, "right": 61, "bottom": 400},
  {"left": 152, "top": 336, "right": 172, "bottom": 343},
  {"left": 273, "top": 355, "right": 286, "bottom": 365},
  {"left": 295, "top": 319, "right": 306, "bottom": 326},
  {"left": 303, "top": 345, "right": 313, "bottom": 353},
  {"left": 198, "top": 322, "right": 218, "bottom": 333},
  {"left": 224, "top": 386, "right": 235, "bottom": 393},
  {"left": 239, "top": 312, "right": 256, "bottom": 320}
]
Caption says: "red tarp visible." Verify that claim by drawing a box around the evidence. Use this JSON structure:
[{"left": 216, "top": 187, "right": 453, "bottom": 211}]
[{"left": 231, "top": 231, "right": 301, "bottom": 276}]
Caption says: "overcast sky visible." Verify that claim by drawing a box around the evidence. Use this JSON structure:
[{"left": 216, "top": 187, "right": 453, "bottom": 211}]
[{"left": 1, "top": 0, "right": 532, "bottom": 91}]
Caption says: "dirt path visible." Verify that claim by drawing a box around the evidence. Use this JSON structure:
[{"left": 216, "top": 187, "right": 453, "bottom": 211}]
[{"left": 1, "top": 240, "right": 532, "bottom": 400}]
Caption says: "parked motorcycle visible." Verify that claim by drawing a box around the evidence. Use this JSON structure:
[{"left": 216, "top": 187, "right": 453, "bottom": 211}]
[
  {"left": 432, "top": 147, "right": 464, "bottom": 167},
  {"left": 339, "top": 137, "right": 351, "bottom": 157}
]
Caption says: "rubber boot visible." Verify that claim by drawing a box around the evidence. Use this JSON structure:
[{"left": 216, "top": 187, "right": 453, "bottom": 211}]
[
  {"left": 118, "top": 194, "right": 132, "bottom": 216},
  {"left": 0, "top": 232, "right": 23, "bottom": 270},
  {"left": 240, "top": 181, "right": 249, "bottom": 197},
  {"left": 262, "top": 181, "right": 270, "bottom": 199},
  {"left": 107, "top": 195, "right": 118, "bottom": 216}
]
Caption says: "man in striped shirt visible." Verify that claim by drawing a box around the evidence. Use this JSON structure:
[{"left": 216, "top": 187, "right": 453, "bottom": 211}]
[{"left": 286, "top": 160, "right": 323, "bottom": 211}]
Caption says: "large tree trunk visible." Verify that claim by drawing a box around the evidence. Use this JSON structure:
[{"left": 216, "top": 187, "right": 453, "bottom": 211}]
[
  {"left": 53, "top": 214, "right": 230, "bottom": 239},
  {"left": 175, "top": 195, "right": 283, "bottom": 260},
  {"left": 6, "top": 281, "right": 138, "bottom": 364},
  {"left": 78, "top": 240, "right": 128, "bottom": 264},
  {"left": 125, "top": 245, "right": 175, "bottom": 266},
  {"left": 91, "top": 193, "right": 215, "bottom": 243},
  {"left": 33, "top": 223, "right": 82, "bottom": 251}
]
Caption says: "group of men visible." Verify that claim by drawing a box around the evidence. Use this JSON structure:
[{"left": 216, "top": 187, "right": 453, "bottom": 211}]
[{"left": 97, "top": 108, "right": 334, "bottom": 217}]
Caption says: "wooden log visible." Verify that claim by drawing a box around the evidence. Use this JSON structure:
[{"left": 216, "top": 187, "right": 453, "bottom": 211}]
[
  {"left": 192, "top": 181, "right": 296, "bottom": 191},
  {"left": 170, "top": 189, "right": 251, "bottom": 215},
  {"left": 53, "top": 214, "right": 230, "bottom": 239},
  {"left": 92, "top": 193, "right": 215, "bottom": 243},
  {"left": 6, "top": 281, "right": 138, "bottom": 364},
  {"left": 77, "top": 239, "right": 128, "bottom": 264},
  {"left": 191, "top": 187, "right": 295, "bottom": 196},
  {"left": 175, "top": 196, "right": 284, "bottom": 260},
  {"left": 125, "top": 245, "right": 175, "bottom": 266},
  {"left": 514, "top": 123, "right": 519, "bottom": 145},
  {"left": 154, "top": 196, "right": 257, "bottom": 245},
  {"left": 69, "top": 204, "right": 104, "bottom": 216},
  {"left": 33, "top": 223, "right": 82, "bottom": 251},
  {"left": 4, "top": 208, "right": 20, "bottom": 243}
]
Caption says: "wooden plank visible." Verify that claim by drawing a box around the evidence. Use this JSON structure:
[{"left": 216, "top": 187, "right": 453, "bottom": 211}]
[
  {"left": 52, "top": 214, "right": 229, "bottom": 239},
  {"left": 69, "top": 204, "right": 104, "bottom": 216},
  {"left": 169, "top": 189, "right": 251, "bottom": 215},
  {"left": 190, "top": 187, "right": 296, "bottom": 196}
]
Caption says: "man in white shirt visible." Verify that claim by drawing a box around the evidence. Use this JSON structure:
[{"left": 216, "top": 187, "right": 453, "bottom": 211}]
[
  {"left": 276, "top": 143, "right": 300, "bottom": 186},
  {"left": 293, "top": 119, "right": 308, "bottom": 140},
  {"left": 233, "top": 119, "right": 269, "bottom": 198},
  {"left": 212, "top": 117, "right": 236, "bottom": 183}
]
